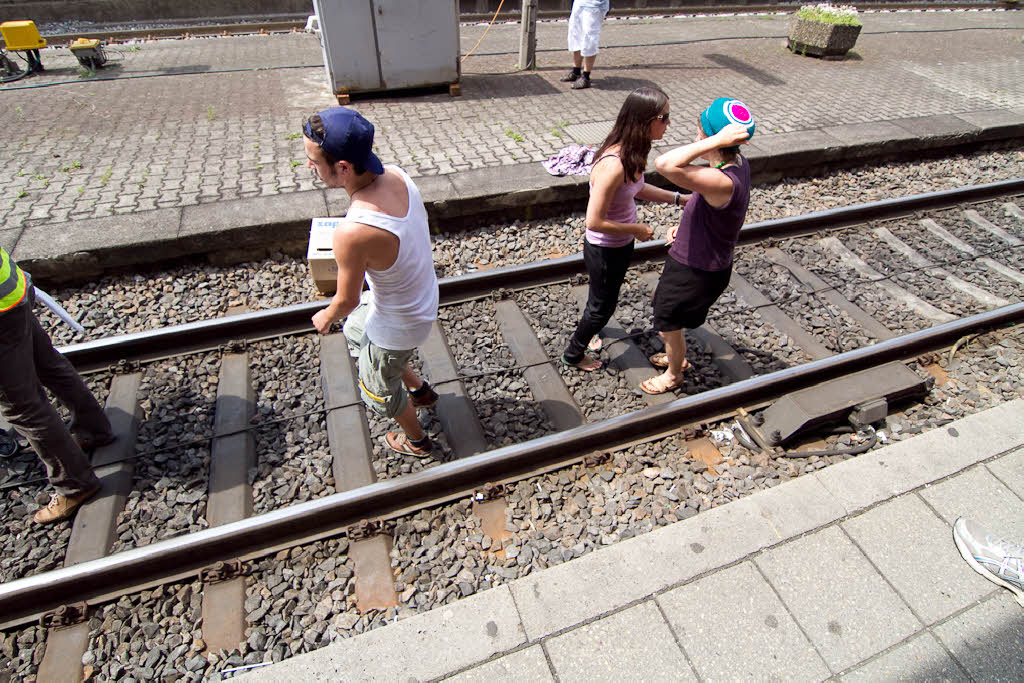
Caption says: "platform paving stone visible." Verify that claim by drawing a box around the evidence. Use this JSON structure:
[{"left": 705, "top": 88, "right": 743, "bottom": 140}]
[
  {"left": 747, "top": 473, "right": 847, "bottom": 539},
  {"left": 543, "top": 601, "right": 695, "bottom": 683},
  {"left": 244, "top": 584, "right": 526, "bottom": 682},
  {"left": 987, "top": 447, "right": 1024, "bottom": 499},
  {"left": 841, "top": 493, "right": 995, "bottom": 625},
  {"left": 508, "top": 494, "right": 777, "bottom": 640},
  {"left": 658, "top": 561, "right": 830, "bottom": 681},
  {"left": 443, "top": 646, "right": 553, "bottom": 683},
  {"left": 932, "top": 594, "right": 1024, "bottom": 679},
  {"left": 754, "top": 525, "right": 922, "bottom": 672},
  {"left": 840, "top": 632, "right": 966, "bottom": 682},
  {"left": 918, "top": 460, "right": 1024, "bottom": 543},
  {"left": 812, "top": 400, "right": 1024, "bottom": 513}
]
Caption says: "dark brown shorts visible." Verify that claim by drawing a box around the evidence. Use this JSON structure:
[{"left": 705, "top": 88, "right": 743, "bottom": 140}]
[{"left": 652, "top": 256, "right": 732, "bottom": 332}]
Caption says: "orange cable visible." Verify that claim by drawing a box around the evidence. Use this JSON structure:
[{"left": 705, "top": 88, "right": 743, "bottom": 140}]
[{"left": 460, "top": 0, "right": 506, "bottom": 62}]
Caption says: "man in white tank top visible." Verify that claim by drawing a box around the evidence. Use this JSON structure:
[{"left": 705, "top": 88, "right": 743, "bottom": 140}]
[{"left": 305, "top": 107, "right": 440, "bottom": 457}]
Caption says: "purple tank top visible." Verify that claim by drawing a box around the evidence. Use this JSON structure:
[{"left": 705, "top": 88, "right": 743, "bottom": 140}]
[
  {"left": 668, "top": 157, "right": 751, "bottom": 271},
  {"left": 585, "top": 154, "right": 644, "bottom": 248}
]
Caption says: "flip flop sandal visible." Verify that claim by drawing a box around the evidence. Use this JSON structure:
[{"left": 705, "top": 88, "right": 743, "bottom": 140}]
[
  {"left": 640, "top": 375, "right": 681, "bottom": 395},
  {"left": 560, "top": 354, "right": 603, "bottom": 372},
  {"left": 588, "top": 336, "right": 603, "bottom": 352},
  {"left": 385, "top": 432, "right": 432, "bottom": 456},
  {"left": 649, "top": 353, "right": 692, "bottom": 371}
]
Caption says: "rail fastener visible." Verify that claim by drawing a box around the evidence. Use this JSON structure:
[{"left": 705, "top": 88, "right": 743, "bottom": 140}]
[
  {"left": 40, "top": 602, "right": 89, "bottom": 628},
  {"left": 472, "top": 482, "right": 506, "bottom": 502},
  {"left": 346, "top": 518, "right": 383, "bottom": 541},
  {"left": 198, "top": 560, "right": 244, "bottom": 583}
]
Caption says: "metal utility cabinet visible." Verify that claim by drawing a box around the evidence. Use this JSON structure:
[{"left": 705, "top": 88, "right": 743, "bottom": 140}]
[{"left": 312, "top": 0, "right": 461, "bottom": 103}]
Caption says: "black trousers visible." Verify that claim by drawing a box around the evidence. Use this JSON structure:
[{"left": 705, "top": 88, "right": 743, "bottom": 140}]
[{"left": 563, "top": 239, "right": 634, "bottom": 363}]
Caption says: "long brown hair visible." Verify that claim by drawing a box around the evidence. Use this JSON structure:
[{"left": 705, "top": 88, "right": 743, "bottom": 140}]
[{"left": 594, "top": 87, "right": 669, "bottom": 182}]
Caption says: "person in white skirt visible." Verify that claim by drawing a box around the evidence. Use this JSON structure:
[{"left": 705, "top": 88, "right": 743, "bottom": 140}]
[{"left": 561, "top": 0, "right": 609, "bottom": 90}]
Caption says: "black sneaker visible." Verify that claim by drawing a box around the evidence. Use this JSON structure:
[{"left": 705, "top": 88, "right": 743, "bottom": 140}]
[
  {"left": 571, "top": 74, "right": 591, "bottom": 90},
  {"left": 560, "top": 69, "right": 581, "bottom": 82},
  {"left": 410, "top": 381, "right": 439, "bottom": 408}
]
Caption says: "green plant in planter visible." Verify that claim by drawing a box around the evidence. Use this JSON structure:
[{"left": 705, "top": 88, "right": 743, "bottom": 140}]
[{"left": 788, "top": 3, "right": 863, "bottom": 59}]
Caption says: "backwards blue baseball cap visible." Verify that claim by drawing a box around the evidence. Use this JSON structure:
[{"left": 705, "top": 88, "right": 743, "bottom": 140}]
[
  {"left": 305, "top": 107, "right": 384, "bottom": 175},
  {"left": 699, "top": 97, "right": 756, "bottom": 140}
]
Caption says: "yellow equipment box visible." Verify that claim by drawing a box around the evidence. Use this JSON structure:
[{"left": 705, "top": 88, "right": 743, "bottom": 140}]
[
  {"left": 307, "top": 217, "right": 344, "bottom": 295},
  {"left": 1, "top": 21, "right": 46, "bottom": 51},
  {"left": 69, "top": 37, "right": 101, "bottom": 51}
]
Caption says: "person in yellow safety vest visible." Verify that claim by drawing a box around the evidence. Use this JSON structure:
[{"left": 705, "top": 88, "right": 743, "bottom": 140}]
[{"left": 0, "top": 247, "right": 114, "bottom": 523}]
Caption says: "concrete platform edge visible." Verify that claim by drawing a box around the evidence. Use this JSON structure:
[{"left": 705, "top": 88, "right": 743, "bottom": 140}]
[{"left": 240, "top": 398, "right": 1024, "bottom": 682}]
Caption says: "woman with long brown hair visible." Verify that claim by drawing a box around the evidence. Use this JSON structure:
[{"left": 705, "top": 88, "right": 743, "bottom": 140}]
[{"left": 562, "top": 86, "right": 684, "bottom": 371}]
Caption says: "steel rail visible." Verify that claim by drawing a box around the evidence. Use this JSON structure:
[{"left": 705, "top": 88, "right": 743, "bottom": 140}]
[
  {"left": 59, "top": 178, "right": 1024, "bottom": 371},
  {"left": 4, "top": 302, "right": 1022, "bottom": 629}
]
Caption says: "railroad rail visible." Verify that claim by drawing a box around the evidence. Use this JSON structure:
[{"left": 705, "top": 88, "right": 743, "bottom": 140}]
[{"left": 1, "top": 181, "right": 1023, "bottom": 679}]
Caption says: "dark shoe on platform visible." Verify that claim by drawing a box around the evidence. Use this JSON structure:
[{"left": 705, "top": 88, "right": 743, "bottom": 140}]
[
  {"left": 33, "top": 482, "right": 101, "bottom": 524},
  {"left": 560, "top": 69, "right": 582, "bottom": 82},
  {"left": 571, "top": 74, "right": 591, "bottom": 90}
]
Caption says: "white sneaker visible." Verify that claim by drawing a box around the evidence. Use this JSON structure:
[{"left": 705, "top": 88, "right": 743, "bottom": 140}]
[{"left": 953, "top": 517, "right": 1024, "bottom": 607}]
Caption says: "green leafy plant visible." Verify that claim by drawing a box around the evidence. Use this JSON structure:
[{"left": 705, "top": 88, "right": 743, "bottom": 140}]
[
  {"left": 100, "top": 167, "right": 111, "bottom": 185},
  {"left": 77, "top": 66, "right": 96, "bottom": 79},
  {"left": 17, "top": 190, "right": 27, "bottom": 198},
  {"left": 78, "top": 188, "right": 84, "bottom": 195},
  {"left": 290, "top": 160, "right": 302, "bottom": 168},
  {"left": 34, "top": 174, "right": 45, "bottom": 181},
  {"left": 206, "top": 106, "right": 216, "bottom": 121},
  {"left": 61, "top": 165, "right": 70, "bottom": 172},
  {"left": 16, "top": 106, "right": 23, "bottom": 119},
  {"left": 71, "top": 160, "right": 82, "bottom": 169},
  {"left": 17, "top": 170, "right": 26, "bottom": 177},
  {"left": 285, "top": 132, "right": 301, "bottom": 140},
  {"left": 505, "top": 128, "right": 524, "bottom": 143},
  {"left": 796, "top": 3, "right": 861, "bottom": 26}
]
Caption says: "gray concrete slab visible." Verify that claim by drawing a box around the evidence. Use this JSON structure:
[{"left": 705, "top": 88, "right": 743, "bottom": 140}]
[
  {"left": 509, "top": 496, "right": 777, "bottom": 640},
  {"left": 0, "top": 228, "right": 20, "bottom": 254},
  {"left": 544, "top": 601, "right": 694, "bottom": 683},
  {"left": 747, "top": 472, "right": 847, "bottom": 540},
  {"left": 841, "top": 494, "right": 994, "bottom": 625},
  {"left": 242, "top": 584, "right": 526, "bottom": 682},
  {"left": 820, "top": 121, "right": 918, "bottom": 156},
  {"left": 444, "top": 646, "right": 553, "bottom": 683},
  {"left": 932, "top": 595, "right": 1024, "bottom": 680},
  {"left": 840, "top": 632, "right": 965, "bottom": 682},
  {"left": 891, "top": 114, "right": 981, "bottom": 147},
  {"left": 954, "top": 109, "right": 1024, "bottom": 141},
  {"left": 918, "top": 464, "right": 1024, "bottom": 543},
  {"left": 754, "top": 526, "right": 921, "bottom": 672},
  {"left": 813, "top": 399, "right": 1024, "bottom": 513},
  {"left": 178, "top": 190, "right": 327, "bottom": 249},
  {"left": 658, "top": 561, "right": 830, "bottom": 681},
  {"left": 987, "top": 447, "right": 1024, "bottom": 500}
]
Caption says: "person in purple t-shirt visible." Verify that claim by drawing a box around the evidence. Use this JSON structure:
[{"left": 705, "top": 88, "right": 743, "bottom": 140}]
[
  {"left": 562, "top": 87, "right": 684, "bottom": 371},
  {"left": 641, "top": 98, "right": 756, "bottom": 394}
]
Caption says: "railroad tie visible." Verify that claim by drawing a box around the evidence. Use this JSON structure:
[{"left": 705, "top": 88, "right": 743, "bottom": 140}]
[{"left": 38, "top": 373, "right": 142, "bottom": 683}]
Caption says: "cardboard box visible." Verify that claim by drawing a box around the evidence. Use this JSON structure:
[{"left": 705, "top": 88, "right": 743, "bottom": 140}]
[{"left": 307, "top": 217, "right": 344, "bottom": 294}]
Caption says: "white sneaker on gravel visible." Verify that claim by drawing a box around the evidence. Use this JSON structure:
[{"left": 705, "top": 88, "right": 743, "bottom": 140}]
[{"left": 953, "top": 517, "right": 1024, "bottom": 606}]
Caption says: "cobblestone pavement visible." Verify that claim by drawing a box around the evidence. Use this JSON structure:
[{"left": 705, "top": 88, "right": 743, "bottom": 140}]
[{"left": 1, "top": 10, "right": 1022, "bottom": 232}]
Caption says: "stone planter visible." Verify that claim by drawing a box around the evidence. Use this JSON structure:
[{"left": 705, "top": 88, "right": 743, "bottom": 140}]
[{"left": 787, "top": 17, "right": 862, "bottom": 58}]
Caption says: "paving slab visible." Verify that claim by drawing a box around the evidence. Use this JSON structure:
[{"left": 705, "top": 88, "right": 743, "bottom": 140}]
[
  {"left": 444, "top": 646, "right": 553, "bottom": 683},
  {"left": 508, "top": 495, "right": 777, "bottom": 640},
  {"left": 747, "top": 473, "right": 847, "bottom": 540},
  {"left": 918, "top": 462, "right": 1024, "bottom": 543},
  {"left": 658, "top": 561, "right": 830, "bottom": 681},
  {"left": 543, "top": 601, "right": 694, "bottom": 683},
  {"left": 987, "top": 446, "right": 1024, "bottom": 499},
  {"left": 840, "top": 632, "right": 966, "bottom": 682},
  {"left": 754, "top": 525, "right": 921, "bottom": 672},
  {"left": 243, "top": 584, "right": 526, "bottom": 682},
  {"left": 841, "top": 493, "right": 994, "bottom": 625},
  {"left": 932, "top": 595, "right": 1024, "bottom": 680},
  {"left": 813, "top": 399, "right": 1024, "bottom": 513}
]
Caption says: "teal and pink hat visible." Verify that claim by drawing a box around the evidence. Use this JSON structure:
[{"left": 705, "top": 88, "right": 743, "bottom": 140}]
[{"left": 700, "top": 97, "right": 756, "bottom": 140}]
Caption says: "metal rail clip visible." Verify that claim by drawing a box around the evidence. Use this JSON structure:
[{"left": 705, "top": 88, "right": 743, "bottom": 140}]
[
  {"left": 40, "top": 602, "right": 89, "bottom": 628},
  {"left": 582, "top": 452, "right": 611, "bottom": 468},
  {"left": 115, "top": 358, "right": 140, "bottom": 374},
  {"left": 222, "top": 339, "right": 247, "bottom": 355},
  {"left": 199, "top": 559, "right": 243, "bottom": 583},
  {"left": 347, "top": 518, "right": 382, "bottom": 540},
  {"left": 473, "top": 482, "right": 506, "bottom": 502}
]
